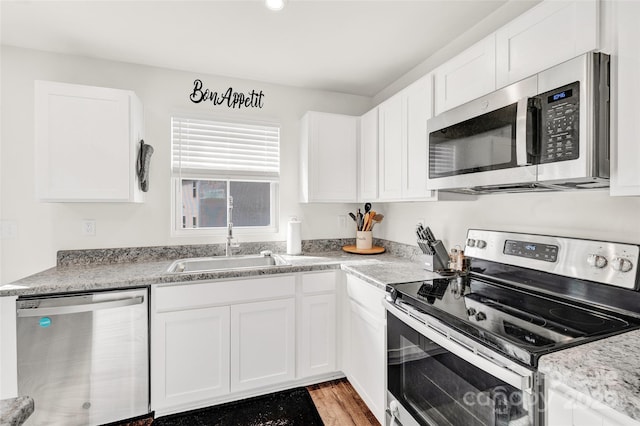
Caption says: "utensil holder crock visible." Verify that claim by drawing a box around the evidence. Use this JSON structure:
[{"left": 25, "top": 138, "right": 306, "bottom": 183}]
[{"left": 356, "top": 231, "right": 373, "bottom": 250}]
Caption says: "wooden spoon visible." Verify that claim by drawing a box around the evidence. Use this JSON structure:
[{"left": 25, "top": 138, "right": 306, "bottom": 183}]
[{"left": 370, "top": 214, "right": 384, "bottom": 229}]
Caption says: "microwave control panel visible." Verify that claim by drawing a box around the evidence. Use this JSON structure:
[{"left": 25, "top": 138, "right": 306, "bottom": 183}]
[{"left": 539, "top": 81, "right": 580, "bottom": 164}]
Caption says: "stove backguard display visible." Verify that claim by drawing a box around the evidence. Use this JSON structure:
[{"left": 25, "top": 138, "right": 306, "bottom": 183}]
[{"left": 503, "top": 239, "right": 558, "bottom": 262}]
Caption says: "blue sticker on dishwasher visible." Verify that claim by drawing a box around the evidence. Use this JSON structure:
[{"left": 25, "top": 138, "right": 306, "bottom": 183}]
[{"left": 39, "top": 317, "right": 51, "bottom": 328}]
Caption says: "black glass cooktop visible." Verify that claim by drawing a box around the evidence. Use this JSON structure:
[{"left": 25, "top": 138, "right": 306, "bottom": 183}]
[{"left": 387, "top": 276, "right": 640, "bottom": 366}]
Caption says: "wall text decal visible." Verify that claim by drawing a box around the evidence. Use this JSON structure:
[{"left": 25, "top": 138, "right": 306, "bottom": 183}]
[{"left": 189, "top": 79, "right": 265, "bottom": 109}]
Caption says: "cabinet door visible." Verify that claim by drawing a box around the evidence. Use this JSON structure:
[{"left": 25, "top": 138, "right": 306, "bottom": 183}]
[
  {"left": 403, "top": 74, "right": 437, "bottom": 200},
  {"left": 298, "top": 293, "right": 336, "bottom": 378},
  {"left": 34, "top": 81, "right": 143, "bottom": 202},
  {"left": 496, "top": 0, "right": 598, "bottom": 88},
  {"left": 547, "top": 387, "right": 575, "bottom": 425},
  {"left": 300, "top": 112, "right": 357, "bottom": 202},
  {"left": 152, "top": 306, "right": 230, "bottom": 411},
  {"left": 359, "top": 107, "right": 379, "bottom": 202},
  {"left": 378, "top": 95, "right": 403, "bottom": 201},
  {"left": 347, "top": 300, "right": 386, "bottom": 425},
  {"left": 230, "top": 299, "right": 295, "bottom": 392},
  {"left": 611, "top": 0, "right": 640, "bottom": 196},
  {"left": 434, "top": 34, "right": 496, "bottom": 115}
]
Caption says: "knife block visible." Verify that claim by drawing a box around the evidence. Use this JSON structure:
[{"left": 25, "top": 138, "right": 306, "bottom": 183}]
[{"left": 422, "top": 254, "right": 447, "bottom": 272}]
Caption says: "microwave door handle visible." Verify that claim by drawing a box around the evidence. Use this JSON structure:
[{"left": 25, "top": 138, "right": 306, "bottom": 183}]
[{"left": 516, "top": 97, "right": 531, "bottom": 166}]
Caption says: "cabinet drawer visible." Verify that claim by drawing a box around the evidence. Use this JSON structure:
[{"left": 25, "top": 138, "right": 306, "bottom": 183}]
[
  {"left": 346, "top": 275, "right": 386, "bottom": 319},
  {"left": 302, "top": 271, "right": 336, "bottom": 294},
  {"left": 155, "top": 275, "right": 296, "bottom": 312}
]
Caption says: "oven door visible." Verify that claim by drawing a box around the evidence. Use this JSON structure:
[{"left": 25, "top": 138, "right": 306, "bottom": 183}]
[
  {"left": 427, "top": 75, "right": 538, "bottom": 191},
  {"left": 385, "top": 303, "right": 537, "bottom": 426}
]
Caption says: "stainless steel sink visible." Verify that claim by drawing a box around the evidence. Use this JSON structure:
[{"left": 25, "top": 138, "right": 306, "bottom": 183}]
[{"left": 166, "top": 252, "right": 290, "bottom": 274}]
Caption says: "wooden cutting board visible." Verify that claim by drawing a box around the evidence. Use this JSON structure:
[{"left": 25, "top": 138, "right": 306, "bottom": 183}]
[{"left": 342, "top": 245, "right": 385, "bottom": 255}]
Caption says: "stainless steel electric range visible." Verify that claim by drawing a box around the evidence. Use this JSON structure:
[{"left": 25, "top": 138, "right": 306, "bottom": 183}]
[{"left": 385, "top": 229, "right": 640, "bottom": 426}]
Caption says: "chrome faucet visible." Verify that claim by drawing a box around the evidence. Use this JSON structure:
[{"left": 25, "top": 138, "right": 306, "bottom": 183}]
[{"left": 226, "top": 196, "right": 240, "bottom": 256}]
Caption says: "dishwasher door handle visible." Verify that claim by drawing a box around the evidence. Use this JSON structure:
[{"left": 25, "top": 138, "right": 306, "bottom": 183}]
[{"left": 17, "top": 296, "right": 144, "bottom": 317}]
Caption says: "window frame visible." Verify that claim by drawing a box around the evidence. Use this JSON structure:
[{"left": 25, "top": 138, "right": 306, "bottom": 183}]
[{"left": 170, "top": 114, "right": 280, "bottom": 237}]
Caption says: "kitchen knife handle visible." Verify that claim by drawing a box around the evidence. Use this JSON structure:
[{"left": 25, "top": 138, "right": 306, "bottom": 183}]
[{"left": 425, "top": 227, "right": 436, "bottom": 242}]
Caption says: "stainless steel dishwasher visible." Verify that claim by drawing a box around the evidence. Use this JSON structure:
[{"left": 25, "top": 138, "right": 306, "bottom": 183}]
[{"left": 16, "top": 288, "right": 149, "bottom": 425}]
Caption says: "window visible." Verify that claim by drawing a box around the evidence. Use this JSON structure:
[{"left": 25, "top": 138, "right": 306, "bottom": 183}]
[{"left": 171, "top": 116, "right": 279, "bottom": 234}]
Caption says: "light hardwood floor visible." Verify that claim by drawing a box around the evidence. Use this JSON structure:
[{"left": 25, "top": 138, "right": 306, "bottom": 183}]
[{"left": 307, "top": 378, "right": 380, "bottom": 426}]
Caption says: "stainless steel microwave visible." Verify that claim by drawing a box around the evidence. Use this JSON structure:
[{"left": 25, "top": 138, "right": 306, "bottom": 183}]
[{"left": 427, "top": 52, "right": 610, "bottom": 194}]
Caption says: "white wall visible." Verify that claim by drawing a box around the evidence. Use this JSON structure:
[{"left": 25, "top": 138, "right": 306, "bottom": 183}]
[
  {"left": 375, "top": 191, "right": 640, "bottom": 252},
  {"left": 0, "top": 46, "right": 371, "bottom": 284}
]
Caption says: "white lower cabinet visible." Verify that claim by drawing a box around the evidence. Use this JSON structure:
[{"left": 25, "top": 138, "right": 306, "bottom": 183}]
[
  {"left": 546, "top": 381, "right": 640, "bottom": 426},
  {"left": 298, "top": 271, "right": 337, "bottom": 378},
  {"left": 151, "top": 275, "right": 297, "bottom": 414},
  {"left": 344, "top": 274, "right": 386, "bottom": 424},
  {"left": 152, "top": 307, "right": 230, "bottom": 409},
  {"left": 230, "top": 299, "right": 295, "bottom": 392},
  {"left": 151, "top": 272, "right": 340, "bottom": 415}
]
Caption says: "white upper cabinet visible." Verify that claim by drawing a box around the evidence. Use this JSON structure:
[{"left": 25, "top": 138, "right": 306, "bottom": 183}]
[
  {"left": 300, "top": 111, "right": 358, "bottom": 203},
  {"left": 403, "top": 75, "right": 435, "bottom": 200},
  {"left": 611, "top": 0, "right": 640, "bottom": 196},
  {"left": 35, "top": 80, "right": 144, "bottom": 202},
  {"left": 378, "top": 75, "right": 438, "bottom": 201},
  {"left": 378, "top": 94, "right": 403, "bottom": 200},
  {"left": 358, "top": 107, "right": 379, "bottom": 202},
  {"left": 434, "top": 34, "right": 496, "bottom": 115},
  {"left": 496, "top": 0, "right": 598, "bottom": 89}
]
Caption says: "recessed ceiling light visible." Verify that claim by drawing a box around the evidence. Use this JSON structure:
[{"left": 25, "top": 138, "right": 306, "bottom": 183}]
[{"left": 265, "top": 0, "right": 286, "bottom": 11}]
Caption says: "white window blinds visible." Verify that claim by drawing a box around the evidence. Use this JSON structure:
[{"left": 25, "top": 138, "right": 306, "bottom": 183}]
[{"left": 172, "top": 117, "right": 280, "bottom": 179}]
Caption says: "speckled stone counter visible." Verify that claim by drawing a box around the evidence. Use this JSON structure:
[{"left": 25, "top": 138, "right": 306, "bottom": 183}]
[
  {"left": 0, "top": 242, "right": 434, "bottom": 297},
  {"left": 0, "top": 396, "right": 34, "bottom": 426},
  {"left": 539, "top": 329, "right": 640, "bottom": 421}
]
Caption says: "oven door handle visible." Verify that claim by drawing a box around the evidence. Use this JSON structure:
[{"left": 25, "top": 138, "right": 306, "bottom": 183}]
[{"left": 385, "top": 300, "right": 533, "bottom": 392}]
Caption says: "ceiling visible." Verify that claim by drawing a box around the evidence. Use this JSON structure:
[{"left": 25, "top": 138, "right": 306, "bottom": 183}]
[{"left": 2, "top": 0, "right": 516, "bottom": 97}]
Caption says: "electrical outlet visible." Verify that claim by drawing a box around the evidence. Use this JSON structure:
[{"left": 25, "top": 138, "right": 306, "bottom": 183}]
[
  {"left": 0, "top": 221, "right": 18, "bottom": 240},
  {"left": 338, "top": 215, "right": 347, "bottom": 228},
  {"left": 82, "top": 220, "right": 96, "bottom": 236}
]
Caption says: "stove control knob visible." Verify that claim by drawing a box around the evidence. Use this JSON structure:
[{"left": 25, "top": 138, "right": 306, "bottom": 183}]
[
  {"left": 476, "top": 240, "right": 487, "bottom": 249},
  {"left": 475, "top": 312, "right": 487, "bottom": 321},
  {"left": 466, "top": 239, "right": 476, "bottom": 248},
  {"left": 587, "top": 254, "right": 608, "bottom": 269},
  {"left": 612, "top": 257, "right": 634, "bottom": 273},
  {"left": 467, "top": 308, "right": 477, "bottom": 317}
]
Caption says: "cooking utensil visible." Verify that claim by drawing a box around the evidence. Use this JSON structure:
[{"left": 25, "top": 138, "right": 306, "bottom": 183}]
[
  {"left": 363, "top": 210, "right": 375, "bottom": 231},
  {"left": 362, "top": 212, "right": 370, "bottom": 232},
  {"left": 364, "top": 202, "right": 372, "bottom": 214},
  {"left": 371, "top": 214, "right": 384, "bottom": 228},
  {"left": 348, "top": 212, "right": 357, "bottom": 222}
]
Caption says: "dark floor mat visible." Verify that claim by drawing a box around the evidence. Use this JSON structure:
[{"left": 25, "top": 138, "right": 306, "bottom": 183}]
[{"left": 152, "top": 387, "right": 324, "bottom": 426}]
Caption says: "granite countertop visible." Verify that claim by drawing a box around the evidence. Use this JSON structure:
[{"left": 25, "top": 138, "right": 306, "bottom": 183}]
[
  {"left": 0, "top": 396, "right": 34, "bottom": 426},
  {"left": 0, "top": 250, "right": 440, "bottom": 297},
  {"left": 539, "top": 329, "right": 640, "bottom": 421}
]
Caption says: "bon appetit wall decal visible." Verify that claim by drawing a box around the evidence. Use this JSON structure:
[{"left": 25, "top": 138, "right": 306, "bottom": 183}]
[{"left": 189, "top": 79, "right": 265, "bottom": 109}]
